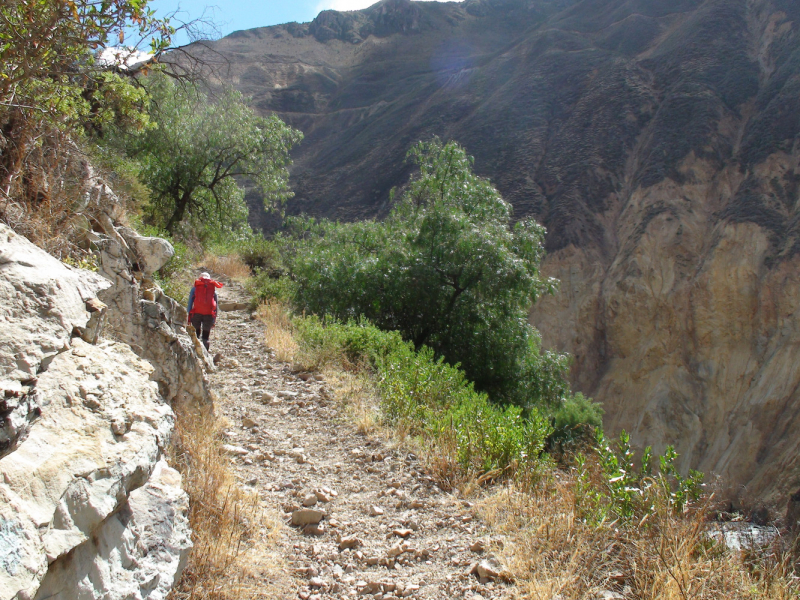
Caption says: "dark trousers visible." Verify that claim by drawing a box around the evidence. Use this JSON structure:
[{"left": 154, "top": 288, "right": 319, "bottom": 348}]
[{"left": 191, "top": 313, "right": 215, "bottom": 350}]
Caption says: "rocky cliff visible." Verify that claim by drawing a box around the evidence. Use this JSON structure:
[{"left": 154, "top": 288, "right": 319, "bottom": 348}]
[
  {"left": 192, "top": 0, "right": 800, "bottom": 506},
  {"left": 0, "top": 172, "right": 209, "bottom": 598}
]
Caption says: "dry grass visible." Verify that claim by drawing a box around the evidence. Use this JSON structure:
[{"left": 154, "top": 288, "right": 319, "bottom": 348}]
[
  {"left": 422, "top": 427, "right": 469, "bottom": 493},
  {"left": 257, "top": 300, "right": 298, "bottom": 363},
  {"left": 168, "top": 405, "right": 293, "bottom": 600},
  {"left": 320, "top": 367, "right": 380, "bottom": 436},
  {"left": 480, "top": 473, "right": 800, "bottom": 600},
  {"left": 201, "top": 253, "right": 252, "bottom": 280},
  {"left": 0, "top": 136, "right": 109, "bottom": 260}
]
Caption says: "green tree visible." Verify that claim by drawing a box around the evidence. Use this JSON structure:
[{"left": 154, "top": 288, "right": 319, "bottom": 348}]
[
  {"left": 125, "top": 74, "right": 303, "bottom": 235},
  {"left": 0, "top": 0, "right": 172, "bottom": 196},
  {"left": 288, "top": 138, "right": 570, "bottom": 408}
]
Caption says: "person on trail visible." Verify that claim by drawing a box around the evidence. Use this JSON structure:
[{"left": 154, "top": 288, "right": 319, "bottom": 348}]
[{"left": 187, "top": 272, "right": 224, "bottom": 351}]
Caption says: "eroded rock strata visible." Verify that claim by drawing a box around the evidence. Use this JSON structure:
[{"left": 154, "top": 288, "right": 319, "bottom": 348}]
[{"left": 194, "top": 0, "right": 800, "bottom": 506}]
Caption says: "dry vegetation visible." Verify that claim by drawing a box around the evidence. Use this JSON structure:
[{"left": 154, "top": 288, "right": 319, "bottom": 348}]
[
  {"left": 258, "top": 300, "right": 299, "bottom": 363},
  {"left": 168, "top": 404, "right": 290, "bottom": 600},
  {"left": 258, "top": 299, "right": 391, "bottom": 437},
  {"left": 481, "top": 470, "right": 800, "bottom": 600},
  {"left": 0, "top": 138, "right": 109, "bottom": 259},
  {"left": 200, "top": 253, "right": 252, "bottom": 280}
]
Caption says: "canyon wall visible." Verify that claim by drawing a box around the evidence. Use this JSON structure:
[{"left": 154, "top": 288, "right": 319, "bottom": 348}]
[{"left": 193, "top": 0, "right": 800, "bottom": 506}]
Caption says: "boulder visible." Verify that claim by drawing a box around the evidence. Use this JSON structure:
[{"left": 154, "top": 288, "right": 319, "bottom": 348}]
[
  {"left": 118, "top": 227, "right": 175, "bottom": 276},
  {"left": 292, "top": 509, "right": 325, "bottom": 526},
  {"left": 0, "top": 388, "right": 41, "bottom": 459},
  {"left": 218, "top": 300, "right": 249, "bottom": 312}
]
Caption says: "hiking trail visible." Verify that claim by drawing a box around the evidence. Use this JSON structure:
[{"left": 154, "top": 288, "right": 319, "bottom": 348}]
[{"left": 205, "top": 278, "right": 513, "bottom": 600}]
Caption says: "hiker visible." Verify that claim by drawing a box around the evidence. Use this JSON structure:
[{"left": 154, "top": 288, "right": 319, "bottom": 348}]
[{"left": 187, "top": 272, "right": 224, "bottom": 351}]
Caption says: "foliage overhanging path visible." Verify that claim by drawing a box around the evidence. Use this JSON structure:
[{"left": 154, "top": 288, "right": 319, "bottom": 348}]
[{"left": 208, "top": 278, "right": 514, "bottom": 600}]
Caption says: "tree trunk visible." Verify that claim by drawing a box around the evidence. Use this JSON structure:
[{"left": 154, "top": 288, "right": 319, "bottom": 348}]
[
  {"left": 0, "top": 111, "right": 29, "bottom": 199},
  {"left": 165, "top": 189, "right": 193, "bottom": 233}
]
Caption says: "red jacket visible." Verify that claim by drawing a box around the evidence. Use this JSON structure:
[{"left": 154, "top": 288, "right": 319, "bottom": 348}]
[{"left": 188, "top": 277, "right": 224, "bottom": 319}]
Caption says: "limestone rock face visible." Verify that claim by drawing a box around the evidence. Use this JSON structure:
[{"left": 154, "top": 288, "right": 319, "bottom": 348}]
[
  {"left": 0, "top": 338, "right": 173, "bottom": 600},
  {"left": 0, "top": 223, "right": 109, "bottom": 384},
  {"left": 0, "top": 223, "right": 110, "bottom": 456},
  {"left": 96, "top": 227, "right": 211, "bottom": 408},
  {"left": 0, "top": 224, "right": 195, "bottom": 600},
  {"left": 33, "top": 460, "right": 191, "bottom": 600}
]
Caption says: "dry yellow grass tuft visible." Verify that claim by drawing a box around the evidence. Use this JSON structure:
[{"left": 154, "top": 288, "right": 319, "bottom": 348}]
[
  {"left": 168, "top": 406, "right": 292, "bottom": 600},
  {"left": 257, "top": 300, "right": 297, "bottom": 363},
  {"left": 480, "top": 473, "right": 800, "bottom": 600},
  {"left": 200, "top": 254, "right": 252, "bottom": 280},
  {"left": 321, "top": 367, "right": 380, "bottom": 436}
]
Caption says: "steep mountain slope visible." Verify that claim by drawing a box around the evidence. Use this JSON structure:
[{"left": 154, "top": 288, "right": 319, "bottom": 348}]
[{"left": 193, "top": 0, "right": 800, "bottom": 507}]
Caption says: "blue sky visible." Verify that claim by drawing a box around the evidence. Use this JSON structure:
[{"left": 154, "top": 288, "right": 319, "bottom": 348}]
[{"left": 147, "top": 0, "right": 400, "bottom": 45}]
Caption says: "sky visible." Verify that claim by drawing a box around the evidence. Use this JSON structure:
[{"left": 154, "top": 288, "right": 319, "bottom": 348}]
[{"left": 147, "top": 0, "right": 401, "bottom": 46}]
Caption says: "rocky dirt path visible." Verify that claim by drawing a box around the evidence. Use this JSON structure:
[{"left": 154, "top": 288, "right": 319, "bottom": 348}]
[{"left": 205, "top": 279, "right": 512, "bottom": 600}]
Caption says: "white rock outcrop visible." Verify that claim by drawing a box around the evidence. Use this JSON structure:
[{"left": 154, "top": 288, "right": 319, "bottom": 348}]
[
  {"left": 0, "top": 336, "right": 185, "bottom": 600},
  {"left": 118, "top": 226, "right": 175, "bottom": 276},
  {"left": 0, "top": 225, "right": 109, "bottom": 383},
  {"left": 0, "top": 224, "right": 111, "bottom": 455},
  {"left": 75, "top": 165, "right": 212, "bottom": 407},
  {"left": 94, "top": 224, "right": 211, "bottom": 408},
  {"left": 0, "top": 223, "right": 194, "bottom": 600},
  {"left": 33, "top": 460, "right": 191, "bottom": 600}
]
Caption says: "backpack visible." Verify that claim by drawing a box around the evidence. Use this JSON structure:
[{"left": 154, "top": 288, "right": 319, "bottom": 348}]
[{"left": 191, "top": 278, "right": 221, "bottom": 317}]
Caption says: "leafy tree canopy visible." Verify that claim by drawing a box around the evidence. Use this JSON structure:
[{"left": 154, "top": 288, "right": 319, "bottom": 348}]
[
  {"left": 0, "top": 0, "right": 170, "bottom": 94},
  {"left": 0, "top": 0, "right": 172, "bottom": 196},
  {"left": 288, "top": 138, "right": 570, "bottom": 408},
  {"left": 124, "top": 74, "right": 303, "bottom": 236}
]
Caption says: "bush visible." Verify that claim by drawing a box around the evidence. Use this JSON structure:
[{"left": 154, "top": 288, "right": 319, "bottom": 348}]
[
  {"left": 292, "top": 316, "right": 552, "bottom": 476},
  {"left": 287, "top": 138, "right": 571, "bottom": 410},
  {"left": 548, "top": 392, "right": 605, "bottom": 450},
  {"left": 575, "top": 431, "right": 705, "bottom": 525},
  {"left": 292, "top": 316, "right": 405, "bottom": 370},
  {"left": 247, "top": 272, "right": 297, "bottom": 306},
  {"left": 235, "top": 236, "right": 284, "bottom": 272}
]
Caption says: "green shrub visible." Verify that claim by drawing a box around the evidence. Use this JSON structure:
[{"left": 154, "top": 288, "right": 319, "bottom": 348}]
[
  {"left": 379, "top": 345, "right": 470, "bottom": 425},
  {"left": 205, "top": 231, "right": 284, "bottom": 272},
  {"left": 247, "top": 272, "right": 297, "bottom": 306},
  {"left": 292, "top": 315, "right": 552, "bottom": 475},
  {"left": 438, "top": 398, "right": 551, "bottom": 472},
  {"left": 287, "top": 138, "right": 571, "bottom": 410},
  {"left": 548, "top": 392, "right": 604, "bottom": 449},
  {"left": 575, "top": 431, "right": 705, "bottom": 526},
  {"left": 292, "top": 316, "right": 406, "bottom": 369},
  {"left": 236, "top": 236, "right": 283, "bottom": 271}
]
